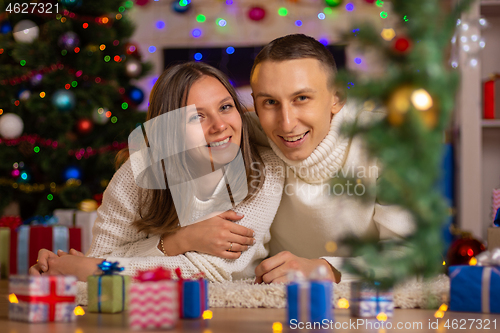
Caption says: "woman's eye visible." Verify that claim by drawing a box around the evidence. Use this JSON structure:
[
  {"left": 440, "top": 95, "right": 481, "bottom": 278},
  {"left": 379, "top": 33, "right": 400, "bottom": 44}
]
[
  {"left": 188, "top": 114, "right": 201, "bottom": 122},
  {"left": 221, "top": 104, "right": 234, "bottom": 111}
]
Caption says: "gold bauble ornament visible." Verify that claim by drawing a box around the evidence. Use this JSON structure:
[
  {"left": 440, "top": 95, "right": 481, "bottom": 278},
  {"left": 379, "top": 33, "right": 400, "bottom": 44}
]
[
  {"left": 386, "top": 86, "right": 438, "bottom": 128},
  {"left": 78, "top": 199, "right": 99, "bottom": 212},
  {"left": 386, "top": 86, "right": 414, "bottom": 126}
]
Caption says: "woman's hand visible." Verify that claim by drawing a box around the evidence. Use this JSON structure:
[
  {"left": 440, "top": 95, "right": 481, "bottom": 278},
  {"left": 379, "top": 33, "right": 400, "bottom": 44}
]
[
  {"left": 162, "top": 210, "right": 255, "bottom": 259},
  {"left": 29, "top": 248, "right": 104, "bottom": 282}
]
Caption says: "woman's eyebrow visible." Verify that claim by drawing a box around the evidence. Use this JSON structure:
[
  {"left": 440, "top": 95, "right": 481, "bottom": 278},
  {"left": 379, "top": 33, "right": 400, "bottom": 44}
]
[{"left": 196, "top": 96, "right": 233, "bottom": 111}]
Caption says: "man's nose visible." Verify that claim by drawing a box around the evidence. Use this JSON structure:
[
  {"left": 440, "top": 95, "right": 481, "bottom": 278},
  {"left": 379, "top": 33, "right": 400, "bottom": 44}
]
[{"left": 279, "top": 104, "right": 297, "bottom": 133}]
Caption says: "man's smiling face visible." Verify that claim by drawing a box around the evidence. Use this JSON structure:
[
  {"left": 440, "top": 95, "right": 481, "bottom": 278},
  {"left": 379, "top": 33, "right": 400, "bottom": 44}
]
[{"left": 251, "top": 58, "right": 343, "bottom": 162}]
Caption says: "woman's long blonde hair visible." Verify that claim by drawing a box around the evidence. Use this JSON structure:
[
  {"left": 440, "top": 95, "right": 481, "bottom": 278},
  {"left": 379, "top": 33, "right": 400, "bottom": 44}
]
[{"left": 116, "top": 62, "right": 265, "bottom": 236}]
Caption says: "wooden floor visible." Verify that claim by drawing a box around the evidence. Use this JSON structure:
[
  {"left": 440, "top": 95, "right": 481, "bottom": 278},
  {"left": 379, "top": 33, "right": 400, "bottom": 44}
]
[{"left": 2, "top": 279, "right": 500, "bottom": 332}]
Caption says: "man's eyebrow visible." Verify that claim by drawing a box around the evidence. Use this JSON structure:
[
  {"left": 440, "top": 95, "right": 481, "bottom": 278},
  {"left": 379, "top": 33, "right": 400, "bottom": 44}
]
[
  {"left": 254, "top": 89, "right": 317, "bottom": 99},
  {"left": 195, "top": 96, "right": 233, "bottom": 111}
]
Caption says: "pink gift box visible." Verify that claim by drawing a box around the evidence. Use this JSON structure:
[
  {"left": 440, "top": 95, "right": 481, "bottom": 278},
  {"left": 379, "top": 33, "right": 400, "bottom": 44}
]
[{"left": 129, "top": 267, "right": 178, "bottom": 330}]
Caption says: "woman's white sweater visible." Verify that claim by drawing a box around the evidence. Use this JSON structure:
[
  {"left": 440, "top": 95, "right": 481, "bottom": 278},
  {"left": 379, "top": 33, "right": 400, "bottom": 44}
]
[{"left": 86, "top": 148, "right": 284, "bottom": 281}]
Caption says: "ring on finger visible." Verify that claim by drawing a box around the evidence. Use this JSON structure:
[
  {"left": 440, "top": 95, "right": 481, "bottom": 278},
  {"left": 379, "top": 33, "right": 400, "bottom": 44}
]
[{"left": 228, "top": 242, "right": 233, "bottom": 252}]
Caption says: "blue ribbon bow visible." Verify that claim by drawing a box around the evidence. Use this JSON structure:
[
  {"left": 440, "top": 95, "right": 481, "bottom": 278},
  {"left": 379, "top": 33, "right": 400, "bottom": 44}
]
[
  {"left": 96, "top": 261, "right": 126, "bottom": 313},
  {"left": 98, "top": 261, "right": 125, "bottom": 275}
]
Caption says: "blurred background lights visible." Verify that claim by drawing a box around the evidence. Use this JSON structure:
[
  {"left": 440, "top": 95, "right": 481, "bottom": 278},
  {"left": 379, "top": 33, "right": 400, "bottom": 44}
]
[
  {"left": 194, "top": 52, "right": 202, "bottom": 61},
  {"left": 354, "top": 57, "right": 362, "bottom": 64},
  {"left": 278, "top": 8, "right": 288, "bottom": 16},
  {"left": 380, "top": 11, "right": 388, "bottom": 18},
  {"left": 148, "top": 45, "right": 156, "bottom": 53},
  {"left": 226, "top": 0, "right": 233, "bottom": 4},
  {"left": 217, "top": 19, "right": 227, "bottom": 27},
  {"left": 346, "top": 3, "right": 355, "bottom": 11},
  {"left": 295, "top": 20, "right": 302, "bottom": 27},
  {"left": 192, "top": 28, "right": 202, "bottom": 38},
  {"left": 156, "top": 21, "right": 165, "bottom": 29},
  {"left": 324, "top": 7, "right": 332, "bottom": 15},
  {"left": 318, "top": 13, "right": 325, "bottom": 20},
  {"left": 196, "top": 14, "right": 206, "bottom": 23},
  {"left": 381, "top": 28, "right": 396, "bottom": 41},
  {"left": 319, "top": 38, "right": 328, "bottom": 46},
  {"left": 411, "top": 89, "right": 433, "bottom": 111},
  {"left": 226, "top": 46, "right": 235, "bottom": 54}
]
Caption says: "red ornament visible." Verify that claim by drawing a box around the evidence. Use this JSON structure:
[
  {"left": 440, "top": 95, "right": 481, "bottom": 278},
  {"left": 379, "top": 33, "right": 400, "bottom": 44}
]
[
  {"left": 125, "top": 43, "right": 139, "bottom": 56},
  {"left": 248, "top": 6, "right": 266, "bottom": 22},
  {"left": 394, "top": 37, "right": 412, "bottom": 53},
  {"left": 76, "top": 118, "right": 94, "bottom": 135},
  {"left": 135, "top": 0, "right": 150, "bottom": 6},
  {"left": 446, "top": 237, "right": 486, "bottom": 267},
  {"left": 364, "top": 0, "right": 376, "bottom": 3}
]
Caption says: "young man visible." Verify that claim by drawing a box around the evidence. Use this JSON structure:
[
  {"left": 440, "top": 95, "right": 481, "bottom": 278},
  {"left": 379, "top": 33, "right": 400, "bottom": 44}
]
[{"left": 250, "top": 34, "right": 414, "bottom": 283}]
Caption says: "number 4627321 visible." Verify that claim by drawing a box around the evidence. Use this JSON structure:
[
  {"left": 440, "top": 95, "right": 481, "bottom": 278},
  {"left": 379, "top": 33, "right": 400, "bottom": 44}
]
[{"left": 6, "top": 3, "right": 59, "bottom": 14}]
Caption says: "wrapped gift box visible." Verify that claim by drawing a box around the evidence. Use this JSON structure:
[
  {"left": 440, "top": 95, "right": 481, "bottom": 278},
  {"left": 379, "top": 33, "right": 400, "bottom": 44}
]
[
  {"left": 53, "top": 209, "right": 97, "bottom": 254},
  {"left": 176, "top": 272, "right": 209, "bottom": 319},
  {"left": 88, "top": 261, "right": 130, "bottom": 313},
  {"left": 449, "top": 265, "right": 500, "bottom": 313},
  {"left": 9, "top": 275, "right": 77, "bottom": 322},
  {"left": 350, "top": 282, "right": 394, "bottom": 317},
  {"left": 287, "top": 270, "right": 333, "bottom": 324},
  {"left": 0, "top": 216, "right": 21, "bottom": 278},
  {"left": 10, "top": 225, "right": 81, "bottom": 275},
  {"left": 129, "top": 267, "right": 178, "bottom": 330}
]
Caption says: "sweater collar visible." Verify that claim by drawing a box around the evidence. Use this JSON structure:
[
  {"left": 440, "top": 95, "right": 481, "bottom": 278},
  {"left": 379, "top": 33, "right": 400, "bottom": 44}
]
[{"left": 269, "top": 101, "right": 356, "bottom": 183}]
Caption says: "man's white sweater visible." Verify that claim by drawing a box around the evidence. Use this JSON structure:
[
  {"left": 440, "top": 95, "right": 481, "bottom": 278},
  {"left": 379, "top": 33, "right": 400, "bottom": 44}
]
[{"left": 264, "top": 101, "right": 415, "bottom": 281}]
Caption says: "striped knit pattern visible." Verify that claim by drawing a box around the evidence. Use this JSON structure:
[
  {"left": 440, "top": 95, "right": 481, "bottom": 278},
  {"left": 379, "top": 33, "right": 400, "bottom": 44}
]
[
  {"left": 129, "top": 281, "right": 178, "bottom": 330},
  {"left": 493, "top": 189, "right": 500, "bottom": 222}
]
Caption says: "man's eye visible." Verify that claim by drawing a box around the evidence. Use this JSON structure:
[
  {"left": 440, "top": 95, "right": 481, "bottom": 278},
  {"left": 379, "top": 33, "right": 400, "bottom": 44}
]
[
  {"left": 297, "top": 96, "right": 308, "bottom": 101},
  {"left": 265, "top": 100, "right": 276, "bottom": 105}
]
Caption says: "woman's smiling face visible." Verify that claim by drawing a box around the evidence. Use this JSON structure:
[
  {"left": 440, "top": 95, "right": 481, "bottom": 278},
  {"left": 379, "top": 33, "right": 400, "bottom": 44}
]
[{"left": 184, "top": 75, "right": 242, "bottom": 171}]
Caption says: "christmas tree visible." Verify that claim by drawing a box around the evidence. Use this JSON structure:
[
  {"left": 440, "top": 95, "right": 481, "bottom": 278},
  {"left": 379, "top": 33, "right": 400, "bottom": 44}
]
[
  {"left": 0, "top": 0, "right": 152, "bottom": 218},
  {"left": 335, "top": 0, "right": 474, "bottom": 288}
]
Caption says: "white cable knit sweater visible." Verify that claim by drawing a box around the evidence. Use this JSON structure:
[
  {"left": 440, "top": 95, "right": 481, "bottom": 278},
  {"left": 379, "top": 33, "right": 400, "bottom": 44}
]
[
  {"left": 262, "top": 101, "right": 416, "bottom": 281},
  {"left": 86, "top": 148, "right": 284, "bottom": 282}
]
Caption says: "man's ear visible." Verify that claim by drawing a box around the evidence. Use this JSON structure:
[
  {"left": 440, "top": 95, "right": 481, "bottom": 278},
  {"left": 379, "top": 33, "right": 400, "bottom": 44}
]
[{"left": 331, "top": 91, "right": 345, "bottom": 116}]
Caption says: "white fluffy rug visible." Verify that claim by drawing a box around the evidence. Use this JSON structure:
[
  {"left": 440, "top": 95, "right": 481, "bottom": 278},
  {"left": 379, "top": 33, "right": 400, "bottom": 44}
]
[{"left": 77, "top": 274, "right": 449, "bottom": 309}]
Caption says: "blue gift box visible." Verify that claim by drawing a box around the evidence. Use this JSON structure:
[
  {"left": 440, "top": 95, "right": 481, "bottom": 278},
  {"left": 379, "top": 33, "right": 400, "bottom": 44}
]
[
  {"left": 449, "top": 265, "right": 500, "bottom": 313},
  {"left": 287, "top": 280, "right": 333, "bottom": 324},
  {"left": 350, "top": 282, "right": 394, "bottom": 317},
  {"left": 179, "top": 279, "right": 209, "bottom": 319}
]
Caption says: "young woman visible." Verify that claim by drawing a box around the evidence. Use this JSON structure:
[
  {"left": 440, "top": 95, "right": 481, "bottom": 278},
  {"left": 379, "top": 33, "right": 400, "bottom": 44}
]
[{"left": 29, "top": 62, "right": 284, "bottom": 282}]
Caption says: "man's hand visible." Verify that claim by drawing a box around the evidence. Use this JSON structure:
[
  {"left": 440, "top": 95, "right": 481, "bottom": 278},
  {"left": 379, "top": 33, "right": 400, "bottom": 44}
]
[{"left": 254, "top": 251, "right": 341, "bottom": 284}]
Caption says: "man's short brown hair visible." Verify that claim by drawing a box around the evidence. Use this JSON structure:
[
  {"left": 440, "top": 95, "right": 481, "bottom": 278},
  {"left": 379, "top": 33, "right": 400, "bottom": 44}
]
[{"left": 250, "top": 34, "right": 338, "bottom": 89}]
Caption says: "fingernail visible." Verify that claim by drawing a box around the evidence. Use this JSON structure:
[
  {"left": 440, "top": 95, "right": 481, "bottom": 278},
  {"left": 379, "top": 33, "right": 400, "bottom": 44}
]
[
  {"left": 253, "top": 238, "right": 256, "bottom": 245},
  {"left": 236, "top": 212, "right": 244, "bottom": 217},
  {"left": 57, "top": 249, "right": 62, "bottom": 253},
  {"left": 40, "top": 265, "right": 47, "bottom": 271},
  {"left": 253, "top": 232, "right": 256, "bottom": 237}
]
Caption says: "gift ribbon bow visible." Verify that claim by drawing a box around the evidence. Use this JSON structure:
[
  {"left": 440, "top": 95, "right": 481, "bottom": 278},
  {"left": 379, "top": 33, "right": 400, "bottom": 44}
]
[
  {"left": 98, "top": 261, "right": 125, "bottom": 275},
  {"left": 135, "top": 266, "right": 172, "bottom": 282},
  {"left": 476, "top": 249, "right": 500, "bottom": 267},
  {"left": 96, "top": 261, "right": 125, "bottom": 313},
  {"left": 0, "top": 216, "right": 22, "bottom": 230}
]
